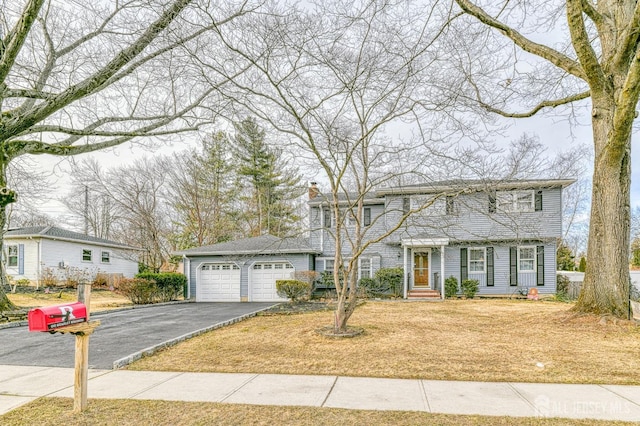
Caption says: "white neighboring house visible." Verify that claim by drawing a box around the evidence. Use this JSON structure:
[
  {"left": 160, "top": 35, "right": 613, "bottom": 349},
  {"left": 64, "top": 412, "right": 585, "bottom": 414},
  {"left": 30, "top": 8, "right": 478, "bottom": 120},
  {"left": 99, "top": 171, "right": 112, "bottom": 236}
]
[{"left": 4, "top": 226, "right": 141, "bottom": 285}]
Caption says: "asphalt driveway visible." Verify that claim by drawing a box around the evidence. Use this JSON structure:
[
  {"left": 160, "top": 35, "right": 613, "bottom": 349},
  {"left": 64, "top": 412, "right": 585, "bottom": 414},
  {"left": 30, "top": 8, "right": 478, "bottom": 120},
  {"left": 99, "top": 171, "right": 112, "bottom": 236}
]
[{"left": 0, "top": 302, "right": 275, "bottom": 369}]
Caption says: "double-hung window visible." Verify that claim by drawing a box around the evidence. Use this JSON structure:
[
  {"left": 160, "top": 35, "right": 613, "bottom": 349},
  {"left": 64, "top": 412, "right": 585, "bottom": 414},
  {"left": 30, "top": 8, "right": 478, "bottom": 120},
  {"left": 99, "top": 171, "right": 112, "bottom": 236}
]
[
  {"left": 468, "top": 248, "right": 486, "bottom": 273},
  {"left": 7, "top": 245, "right": 18, "bottom": 267},
  {"left": 359, "top": 258, "right": 372, "bottom": 279},
  {"left": 496, "top": 190, "right": 534, "bottom": 212},
  {"left": 101, "top": 251, "right": 110, "bottom": 263},
  {"left": 82, "top": 249, "right": 92, "bottom": 262},
  {"left": 518, "top": 246, "right": 536, "bottom": 272}
]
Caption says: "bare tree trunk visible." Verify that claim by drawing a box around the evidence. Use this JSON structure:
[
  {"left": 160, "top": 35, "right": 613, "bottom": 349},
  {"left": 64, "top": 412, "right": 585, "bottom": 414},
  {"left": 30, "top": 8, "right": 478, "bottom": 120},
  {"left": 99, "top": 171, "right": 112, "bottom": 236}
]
[
  {"left": 575, "top": 101, "right": 631, "bottom": 318},
  {"left": 0, "top": 162, "right": 17, "bottom": 311}
]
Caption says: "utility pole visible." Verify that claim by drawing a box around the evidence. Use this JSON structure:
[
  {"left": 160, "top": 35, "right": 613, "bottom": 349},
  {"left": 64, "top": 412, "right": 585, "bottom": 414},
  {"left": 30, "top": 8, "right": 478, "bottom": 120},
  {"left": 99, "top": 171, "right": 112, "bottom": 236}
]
[{"left": 84, "top": 186, "right": 89, "bottom": 235}]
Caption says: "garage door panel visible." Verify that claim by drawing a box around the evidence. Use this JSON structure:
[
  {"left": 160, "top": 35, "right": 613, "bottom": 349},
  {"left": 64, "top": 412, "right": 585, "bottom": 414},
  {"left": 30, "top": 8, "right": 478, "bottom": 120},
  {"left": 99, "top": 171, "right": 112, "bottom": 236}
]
[
  {"left": 251, "top": 262, "right": 294, "bottom": 302},
  {"left": 197, "top": 263, "right": 240, "bottom": 302}
]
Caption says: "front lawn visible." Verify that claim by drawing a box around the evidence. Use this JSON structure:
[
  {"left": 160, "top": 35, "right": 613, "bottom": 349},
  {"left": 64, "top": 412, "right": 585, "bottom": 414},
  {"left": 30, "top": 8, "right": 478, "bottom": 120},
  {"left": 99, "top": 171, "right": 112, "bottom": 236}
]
[
  {"left": 6, "top": 288, "right": 132, "bottom": 312},
  {"left": 130, "top": 299, "right": 640, "bottom": 385},
  {"left": 0, "top": 398, "right": 635, "bottom": 426}
]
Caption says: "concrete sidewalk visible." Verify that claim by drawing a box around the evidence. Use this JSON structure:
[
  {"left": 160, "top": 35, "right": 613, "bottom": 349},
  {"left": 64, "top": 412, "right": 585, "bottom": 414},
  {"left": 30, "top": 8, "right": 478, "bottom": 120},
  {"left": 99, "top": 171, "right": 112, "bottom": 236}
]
[{"left": 1, "top": 365, "right": 639, "bottom": 422}]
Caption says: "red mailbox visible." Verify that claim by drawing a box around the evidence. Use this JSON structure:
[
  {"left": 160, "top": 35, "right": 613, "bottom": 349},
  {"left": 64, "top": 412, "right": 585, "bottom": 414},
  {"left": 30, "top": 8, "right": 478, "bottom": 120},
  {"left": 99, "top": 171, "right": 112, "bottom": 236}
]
[{"left": 28, "top": 302, "right": 88, "bottom": 332}]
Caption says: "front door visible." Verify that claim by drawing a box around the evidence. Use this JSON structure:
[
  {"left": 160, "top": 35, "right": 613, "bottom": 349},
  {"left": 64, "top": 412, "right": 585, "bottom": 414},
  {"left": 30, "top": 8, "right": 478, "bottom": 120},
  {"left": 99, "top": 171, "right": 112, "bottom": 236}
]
[{"left": 414, "top": 253, "right": 429, "bottom": 288}]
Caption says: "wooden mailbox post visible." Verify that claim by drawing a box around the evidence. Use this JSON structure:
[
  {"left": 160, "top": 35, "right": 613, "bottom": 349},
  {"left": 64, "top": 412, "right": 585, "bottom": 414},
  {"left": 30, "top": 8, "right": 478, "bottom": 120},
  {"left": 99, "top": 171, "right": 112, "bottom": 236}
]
[{"left": 27, "top": 283, "right": 100, "bottom": 413}]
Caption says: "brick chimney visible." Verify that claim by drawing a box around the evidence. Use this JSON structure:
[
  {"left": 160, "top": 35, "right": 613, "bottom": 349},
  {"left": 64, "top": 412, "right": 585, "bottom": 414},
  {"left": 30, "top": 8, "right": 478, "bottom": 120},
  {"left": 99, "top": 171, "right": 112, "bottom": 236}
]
[{"left": 309, "top": 182, "right": 319, "bottom": 200}]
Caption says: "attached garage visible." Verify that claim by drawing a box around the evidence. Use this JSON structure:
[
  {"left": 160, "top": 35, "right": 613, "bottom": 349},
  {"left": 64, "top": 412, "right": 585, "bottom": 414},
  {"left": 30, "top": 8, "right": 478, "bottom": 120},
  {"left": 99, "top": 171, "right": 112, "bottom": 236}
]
[
  {"left": 178, "top": 234, "right": 320, "bottom": 302},
  {"left": 250, "top": 262, "right": 295, "bottom": 302},
  {"left": 197, "top": 263, "right": 240, "bottom": 302}
]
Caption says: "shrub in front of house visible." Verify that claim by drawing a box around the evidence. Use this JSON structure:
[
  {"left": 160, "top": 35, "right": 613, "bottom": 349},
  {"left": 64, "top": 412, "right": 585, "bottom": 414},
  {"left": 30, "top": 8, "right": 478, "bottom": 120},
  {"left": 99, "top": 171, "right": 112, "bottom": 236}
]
[
  {"left": 460, "top": 279, "right": 479, "bottom": 299},
  {"left": 276, "top": 279, "right": 311, "bottom": 302},
  {"left": 136, "top": 272, "right": 186, "bottom": 302},
  {"left": 358, "top": 277, "right": 383, "bottom": 298},
  {"left": 444, "top": 276, "right": 459, "bottom": 298},
  {"left": 375, "top": 267, "right": 404, "bottom": 297},
  {"left": 118, "top": 278, "right": 159, "bottom": 304}
]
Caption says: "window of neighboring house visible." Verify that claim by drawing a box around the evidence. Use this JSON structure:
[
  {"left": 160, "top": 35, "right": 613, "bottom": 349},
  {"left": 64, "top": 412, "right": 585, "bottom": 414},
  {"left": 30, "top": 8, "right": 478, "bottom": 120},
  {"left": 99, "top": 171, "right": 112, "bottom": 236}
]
[
  {"left": 363, "top": 207, "right": 371, "bottom": 226},
  {"left": 518, "top": 246, "right": 536, "bottom": 272},
  {"left": 468, "top": 248, "right": 486, "bottom": 273},
  {"left": 7, "top": 245, "right": 18, "bottom": 267},
  {"left": 496, "top": 190, "right": 534, "bottom": 212},
  {"left": 359, "top": 258, "right": 372, "bottom": 279},
  {"left": 101, "top": 251, "right": 110, "bottom": 264},
  {"left": 82, "top": 249, "right": 92, "bottom": 262}
]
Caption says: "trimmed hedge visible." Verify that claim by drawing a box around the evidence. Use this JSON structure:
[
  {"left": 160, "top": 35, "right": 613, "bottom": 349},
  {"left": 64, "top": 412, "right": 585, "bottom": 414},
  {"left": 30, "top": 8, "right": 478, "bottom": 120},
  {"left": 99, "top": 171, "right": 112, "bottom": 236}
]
[
  {"left": 444, "top": 276, "right": 459, "bottom": 298},
  {"left": 118, "top": 278, "right": 158, "bottom": 305},
  {"left": 374, "top": 267, "right": 403, "bottom": 297},
  {"left": 135, "top": 272, "right": 186, "bottom": 302},
  {"left": 461, "top": 278, "right": 479, "bottom": 299},
  {"left": 276, "top": 279, "right": 311, "bottom": 302}
]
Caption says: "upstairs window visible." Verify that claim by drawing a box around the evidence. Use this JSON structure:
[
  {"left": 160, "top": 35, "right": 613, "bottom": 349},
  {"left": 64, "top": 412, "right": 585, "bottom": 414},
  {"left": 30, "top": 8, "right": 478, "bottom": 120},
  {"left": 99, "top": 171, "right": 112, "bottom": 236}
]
[
  {"left": 496, "top": 190, "right": 534, "bottom": 213},
  {"left": 363, "top": 207, "right": 371, "bottom": 226},
  {"left": 323, "top": 208, "right": 332, "bottom": 228},
  {"left": 445, "top": 195, "right": 458, "bottom": 215}
]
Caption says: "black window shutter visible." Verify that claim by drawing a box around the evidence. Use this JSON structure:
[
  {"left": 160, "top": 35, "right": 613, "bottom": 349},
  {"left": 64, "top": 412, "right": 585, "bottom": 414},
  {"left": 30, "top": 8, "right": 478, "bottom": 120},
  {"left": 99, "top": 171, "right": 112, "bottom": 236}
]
[
  {"left": 537, "top": 245, "right": 545, "bottom": 286},
  {"left": 460, "top": 248, "right": 468, "bottom": 282},
  {"left": 402, "top": 197, "right": 410, "bottom": 214},
  {"left": 323, "top": 209, "right": 331, "bottom": 228},
  {"left": 364, "top": 208, "right": 371, "bottom": 226},
  {"left": 535, "top": 191, "right": 543, "bottom": 211},
  {"left": 509, "top": 246, "right": 518, "bottom": 286},
  {"left": 489, "top": 191, "right": 496, "bottom": 213},
  {"left": 486, "top": 247, "right": 494, "bottom": 286}
]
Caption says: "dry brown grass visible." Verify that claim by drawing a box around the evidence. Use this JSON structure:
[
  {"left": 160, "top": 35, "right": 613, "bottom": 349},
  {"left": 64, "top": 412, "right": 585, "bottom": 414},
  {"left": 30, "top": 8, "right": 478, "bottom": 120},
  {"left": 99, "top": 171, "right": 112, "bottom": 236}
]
[
  {"left": 0, "top": 397, "right": 634, "bottom": 426},
  {"left": 130, "top": 300, "right": 640, "bottom": 384},
  {"left": 7, "top": 289, "right": 132, "bottom": 312}
]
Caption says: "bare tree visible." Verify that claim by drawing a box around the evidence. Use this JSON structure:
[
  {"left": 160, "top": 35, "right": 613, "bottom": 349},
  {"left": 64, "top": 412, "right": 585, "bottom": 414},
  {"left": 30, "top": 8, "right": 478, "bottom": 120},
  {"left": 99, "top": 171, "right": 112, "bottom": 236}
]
[
  {"left": 452, "top": 0, "right": 637, "bottom": 318},
  {"left": 201, "top": 1, "right": 459, "bottom": 332},
  {"left": 0, "top": 0, "right": 250, "bottom": 309}
]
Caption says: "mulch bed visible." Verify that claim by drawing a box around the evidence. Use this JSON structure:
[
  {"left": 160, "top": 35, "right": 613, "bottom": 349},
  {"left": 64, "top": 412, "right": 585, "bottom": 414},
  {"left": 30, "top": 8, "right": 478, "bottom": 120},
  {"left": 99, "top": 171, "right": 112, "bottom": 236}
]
[{"left": 258, "top": 301, "right": 336, "bottom": 315}]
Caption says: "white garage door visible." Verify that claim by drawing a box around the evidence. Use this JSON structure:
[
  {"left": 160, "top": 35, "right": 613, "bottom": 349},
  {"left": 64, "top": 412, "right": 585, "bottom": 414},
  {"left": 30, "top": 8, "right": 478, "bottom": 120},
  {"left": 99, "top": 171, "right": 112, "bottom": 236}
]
[
  {"left": 250, "top": 262, "right": 295, "bottom": 302},
  {"left": 197, "top": 263, "right": 241, "bottom": 302}
]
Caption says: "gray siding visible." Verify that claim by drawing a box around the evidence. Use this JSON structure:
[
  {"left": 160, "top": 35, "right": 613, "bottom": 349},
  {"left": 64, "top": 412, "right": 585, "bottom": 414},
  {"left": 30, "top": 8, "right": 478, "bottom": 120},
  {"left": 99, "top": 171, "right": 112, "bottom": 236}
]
[{"left": 443, "top": 243, "right": 557, "bottom": 296}]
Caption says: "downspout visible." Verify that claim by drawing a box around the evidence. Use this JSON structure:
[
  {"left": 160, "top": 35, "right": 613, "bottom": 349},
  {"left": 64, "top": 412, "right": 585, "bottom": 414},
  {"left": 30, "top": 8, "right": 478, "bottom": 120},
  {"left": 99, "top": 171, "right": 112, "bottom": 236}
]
[
  {"left": 183, "top": 255, "right": 190, "bottom": 299},
  {"left": 403, "top": 245, "right": 408, "bottom": 299},
  {"left": 441, "top": 245, "right": 445, "bottom": 300},
  {"left": 36, "top": 239, "right": 41, "bottom": 290}
]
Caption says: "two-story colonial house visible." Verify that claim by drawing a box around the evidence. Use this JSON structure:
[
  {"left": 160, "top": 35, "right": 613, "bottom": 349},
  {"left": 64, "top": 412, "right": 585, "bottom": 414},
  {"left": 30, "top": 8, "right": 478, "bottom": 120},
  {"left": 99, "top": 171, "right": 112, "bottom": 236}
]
[{"left": 179, "top": 178, "right": 574, "bottom": 302}]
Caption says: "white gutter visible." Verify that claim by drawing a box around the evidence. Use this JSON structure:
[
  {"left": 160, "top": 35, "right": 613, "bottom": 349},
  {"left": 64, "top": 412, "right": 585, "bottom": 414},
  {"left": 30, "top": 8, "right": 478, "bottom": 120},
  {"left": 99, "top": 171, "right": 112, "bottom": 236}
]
[
  {"left": 403, "top": 245, "right": 408, "bottom": 299},
  {"left": 183, "top": 255, "right": 190, "bottom": 299},
  {"left": 441, "top": 244, "right": 445, "bottom": 300}
]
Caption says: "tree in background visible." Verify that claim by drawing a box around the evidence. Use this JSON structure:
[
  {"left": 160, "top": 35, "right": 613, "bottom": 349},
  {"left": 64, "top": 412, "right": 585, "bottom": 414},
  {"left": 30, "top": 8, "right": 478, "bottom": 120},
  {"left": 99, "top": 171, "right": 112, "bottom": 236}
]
[
  {"left": 233, "top": 117, "right": 303, "bottom": 238},
  {"left": 578, "top": 257, "right": 587, "bottom": 273},
  {"left": 631, "top": 238, "right": 640, "bottom": 269},
  {"left": 454, "top": 0, "right": 638, "bottom": 318},
  {"left": 0, "top": 0, "right": 248, "bottom": 310},
  {"left": 557, "top": 242, "right": 576, "bottom": 271},
  {"left": 165, "top": 132, "right": 240, "bottom": 249}
]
